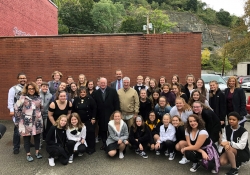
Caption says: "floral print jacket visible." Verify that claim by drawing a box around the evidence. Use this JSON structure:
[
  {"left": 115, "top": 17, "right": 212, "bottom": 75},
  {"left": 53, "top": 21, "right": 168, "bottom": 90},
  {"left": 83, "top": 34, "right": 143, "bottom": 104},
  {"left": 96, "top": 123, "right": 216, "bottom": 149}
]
[{"left": 14, "top": 95, "right": 43, "bottom": 136}]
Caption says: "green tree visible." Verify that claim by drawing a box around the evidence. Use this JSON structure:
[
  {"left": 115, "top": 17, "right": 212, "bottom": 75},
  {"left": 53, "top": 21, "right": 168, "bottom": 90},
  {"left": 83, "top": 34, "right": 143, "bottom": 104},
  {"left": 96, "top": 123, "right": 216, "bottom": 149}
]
[
  {"left": 186, "top": 0, "right": 197, "bottom": 12},
  {"left": 198, "top": 8, "right": 217, "bottom": 24},
  {"left": 59, "top": 0, "right": 94, "bottom": 34},
  {"left": 120, "top": 5, "right": 175, "bottom": 33},
  {"left": 91, "top": 0, "right": 125, "bottom": 33},
  {"left": 58, "top": 18, "right": 69, "bottom": 34},
  {"left": 216, "top": 9, "right": 232, "bottom": 27},
  {"left": 150, "top": 9, "right": 176, "bottom": 33},
  {"left": 209, "top": 49, "right": 233, "bottom": 72},
  {"left": 223, "top": 0, "right": 250, "bottom": 65}
]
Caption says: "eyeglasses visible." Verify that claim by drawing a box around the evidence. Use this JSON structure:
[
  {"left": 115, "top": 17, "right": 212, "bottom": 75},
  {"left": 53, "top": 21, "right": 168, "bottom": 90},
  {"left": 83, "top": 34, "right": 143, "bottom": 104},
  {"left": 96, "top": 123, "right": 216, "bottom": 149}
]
[
  {"left": 28, "top": 88, "right": 35, "bottom": 90},
  {"left": 19, "top": 78, "right": 26, "bottom": 80},
  {"left": 192, "top": 106, "right": 201, "bottom": 108}
]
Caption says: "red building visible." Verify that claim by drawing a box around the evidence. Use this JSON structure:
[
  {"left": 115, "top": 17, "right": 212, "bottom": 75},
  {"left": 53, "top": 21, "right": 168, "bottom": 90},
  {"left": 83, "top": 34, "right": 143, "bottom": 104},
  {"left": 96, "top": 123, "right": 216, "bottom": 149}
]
[{"left": 0, "top": 0, "right": 58, "bottom": 36}]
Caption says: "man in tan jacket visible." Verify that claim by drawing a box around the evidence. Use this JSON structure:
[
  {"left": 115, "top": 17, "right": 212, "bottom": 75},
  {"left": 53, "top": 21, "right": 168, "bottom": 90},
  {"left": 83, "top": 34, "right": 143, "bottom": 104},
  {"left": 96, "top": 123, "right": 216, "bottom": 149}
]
[{"left": 117, "top": 77, "right": 139, "bottom": 129}]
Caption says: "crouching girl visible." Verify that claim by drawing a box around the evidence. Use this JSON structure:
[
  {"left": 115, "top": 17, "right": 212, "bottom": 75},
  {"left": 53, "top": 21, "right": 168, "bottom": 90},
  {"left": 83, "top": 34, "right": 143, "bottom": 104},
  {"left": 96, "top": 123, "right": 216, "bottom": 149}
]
[
  {"left": 220, "top": 112, "right": 250, "bottom": 175},
  {"left": 145, "top": 111, "right": 161, "bottom": 150},
  {"left": 106, "top": 111, "right": 129, "bottom": 159},
  {"left": 46, "top": 115, "right": 68, "bottom": 166},
  {"left": 66, "top": 113, "right": 87, "bottom": 163},
  {"left": 155, "top": 114, "right": 176, "bottom": 160},
  {"left": 171, "top": 115, "right": 189, "bottom": 164},
  {"left": 181, "top": 114, "right": 220, "bottom": 173},
  {"left": 129, "top": 116, "right": 151, "bottom": 158}
]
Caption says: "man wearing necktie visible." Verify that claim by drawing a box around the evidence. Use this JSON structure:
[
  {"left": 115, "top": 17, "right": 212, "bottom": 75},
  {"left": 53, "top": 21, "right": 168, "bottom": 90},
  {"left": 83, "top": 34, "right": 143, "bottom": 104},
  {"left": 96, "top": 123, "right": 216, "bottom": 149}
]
[{"left": 110, "top": 69, "right": 123, "bottom": 90}]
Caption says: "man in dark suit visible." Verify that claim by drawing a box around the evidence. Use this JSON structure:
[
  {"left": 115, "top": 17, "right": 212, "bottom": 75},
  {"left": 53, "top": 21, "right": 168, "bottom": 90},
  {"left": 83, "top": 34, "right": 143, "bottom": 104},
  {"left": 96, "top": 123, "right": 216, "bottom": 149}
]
[
  {"left": 93, "top": 77, "right": 120, "bottom": 150},
  {"left": 110, "top": 69, "right": 123, "bottom": 90}
]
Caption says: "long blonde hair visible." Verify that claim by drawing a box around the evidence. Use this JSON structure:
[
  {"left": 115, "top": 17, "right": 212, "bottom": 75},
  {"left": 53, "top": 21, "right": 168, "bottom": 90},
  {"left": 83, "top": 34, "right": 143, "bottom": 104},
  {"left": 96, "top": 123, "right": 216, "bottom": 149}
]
[
  {"left": 54, "top": 115, "right": 68, "bottom": 129},
  {"left": 175, "top": 97, "right": 192, "bottom": 111}
]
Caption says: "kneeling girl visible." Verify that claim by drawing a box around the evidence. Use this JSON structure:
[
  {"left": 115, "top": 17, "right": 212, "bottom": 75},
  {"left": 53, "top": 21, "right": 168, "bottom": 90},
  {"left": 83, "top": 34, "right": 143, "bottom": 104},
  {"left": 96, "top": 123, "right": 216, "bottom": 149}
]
[
  {"left": 46, "top": 115, "right": 68, "bottom": 166},
  {"left": 66, "top": 113, "right": 87, "bottom": 163},
  {"left": 106, "top": 111, "right": 129, "bottom": 159},
  {"left": 129, "top": 116, "right": 151, "bottom": 158},
  {"left": 155, "top": 114, "right": 176, "bottom": 160},
  {"left": 220, "top": 112, "right": 250, "bottom": 175}
]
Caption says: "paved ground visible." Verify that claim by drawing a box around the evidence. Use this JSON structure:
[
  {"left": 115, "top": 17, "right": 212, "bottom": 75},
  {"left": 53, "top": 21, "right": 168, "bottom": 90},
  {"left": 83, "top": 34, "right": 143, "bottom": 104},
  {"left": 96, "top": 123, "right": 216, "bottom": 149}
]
[{"left": 0, "top": 120, "right": 249, "bottom": 175}]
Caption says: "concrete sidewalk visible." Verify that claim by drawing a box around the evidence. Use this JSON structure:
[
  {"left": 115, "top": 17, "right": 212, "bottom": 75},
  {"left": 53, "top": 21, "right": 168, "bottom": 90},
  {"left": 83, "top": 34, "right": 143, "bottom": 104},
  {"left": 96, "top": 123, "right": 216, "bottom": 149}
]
[{"left": 0, "top": 120, "right": 249, "bottom": 175}]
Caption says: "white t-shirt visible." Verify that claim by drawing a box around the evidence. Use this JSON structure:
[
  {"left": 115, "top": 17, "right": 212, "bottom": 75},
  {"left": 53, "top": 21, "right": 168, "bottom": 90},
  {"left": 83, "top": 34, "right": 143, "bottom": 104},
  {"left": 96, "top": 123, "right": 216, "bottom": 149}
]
[{"left": 185, "top": 129, "right": 209, "bottom": 141}]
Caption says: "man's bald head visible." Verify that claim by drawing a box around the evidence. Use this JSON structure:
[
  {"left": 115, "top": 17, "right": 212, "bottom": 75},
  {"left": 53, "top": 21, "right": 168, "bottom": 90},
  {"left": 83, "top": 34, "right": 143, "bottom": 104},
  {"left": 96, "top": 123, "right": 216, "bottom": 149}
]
[{"left": 100, "top": 77, "right": 107, "bottom": 89}]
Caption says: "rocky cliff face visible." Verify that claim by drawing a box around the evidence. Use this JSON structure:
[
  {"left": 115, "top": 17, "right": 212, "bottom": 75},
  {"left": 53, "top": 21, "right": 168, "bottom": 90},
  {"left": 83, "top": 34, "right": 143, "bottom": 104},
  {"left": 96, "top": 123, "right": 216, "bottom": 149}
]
[{"left": 167, "top": 11, "right": 230, "bottom": 49}]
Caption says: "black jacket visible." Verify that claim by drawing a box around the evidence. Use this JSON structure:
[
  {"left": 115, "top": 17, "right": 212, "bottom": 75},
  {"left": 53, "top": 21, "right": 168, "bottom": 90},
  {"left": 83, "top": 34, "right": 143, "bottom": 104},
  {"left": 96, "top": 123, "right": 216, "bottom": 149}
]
[
  {"left": 93, "top": 86, "right": 120, "bottom": 131},
  {"left": 138, "top": 98, "right": 152, "bottom": 121},
  {"left": 72, "top": 95, "right": 97, "bottom": 123},
  {"left": 46, "top": 126, "right": 67, "bottom": 147},
  {"left": 183, "top": 83, "right": 195, "bottom": 99},
  {"left": 175, "top": 125, "right": 186, "bottom": 142},
  {"left": 209, "top": 88, "right": 226, "bottom": 123},
  {"left": 224, "top": 88, "right": 247, "bottom": 117},
  {"left": 201, "top": 109, "right": 221, "bottom": 143},
  {"left": 134, "top": 85, "right": 146, "bottom": 95},
  {"left": 129, "top": 125, "right": 151, "bottom": 144}
]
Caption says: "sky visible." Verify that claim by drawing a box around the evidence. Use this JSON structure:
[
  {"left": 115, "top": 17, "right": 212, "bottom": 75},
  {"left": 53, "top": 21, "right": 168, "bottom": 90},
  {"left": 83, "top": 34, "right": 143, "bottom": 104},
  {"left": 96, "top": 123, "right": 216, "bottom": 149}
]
[{"left": 201, "top": 0, "right": 247, "bottom": 17}]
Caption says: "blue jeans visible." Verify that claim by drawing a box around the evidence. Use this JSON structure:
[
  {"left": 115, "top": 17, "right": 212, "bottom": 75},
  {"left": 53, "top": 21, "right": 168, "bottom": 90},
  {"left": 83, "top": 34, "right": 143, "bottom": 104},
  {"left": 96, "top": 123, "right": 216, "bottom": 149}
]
[{"left": 13, "top": 125, "right": 20, "bottom": 150}]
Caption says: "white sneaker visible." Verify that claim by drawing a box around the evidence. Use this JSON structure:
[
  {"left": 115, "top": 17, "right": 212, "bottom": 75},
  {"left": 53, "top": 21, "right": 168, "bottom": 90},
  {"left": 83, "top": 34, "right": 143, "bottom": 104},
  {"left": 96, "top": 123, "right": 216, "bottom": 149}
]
[
  {"left": 155, "top": 150, "right": 160, "bottom": 155},
  {"left": 168, "top": 152, "right": 175, "bottom": 160},
  {"left": 48, "top": 158, "right": 55, "bottom": 166},
  {"left": 78, "top": 153, "right": 83, "bottom": 157},
  {"left": 179, "top": 156, "right": 190, "bottom": 164},
  {"left": 164, "top": 150, "right": 169, "bottom": 156},
  {"left": 211, "top": 169, "right": 217, "bottom": 174},
  {"left": 68, "top": 154, "right": 73, "bottom": 163},
  {"left": 119, "top": 152, "right": 124, "bottom": 159},
  {"left": 95, "top": 137, "right": 99, "bottom": 143}
]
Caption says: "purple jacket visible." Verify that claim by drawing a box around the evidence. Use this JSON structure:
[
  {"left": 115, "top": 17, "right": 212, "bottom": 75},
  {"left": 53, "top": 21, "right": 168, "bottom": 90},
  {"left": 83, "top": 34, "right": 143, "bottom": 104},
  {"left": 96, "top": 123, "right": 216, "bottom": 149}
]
[{"left": 201, "top": 139, "right": 220, "bottom": 173}]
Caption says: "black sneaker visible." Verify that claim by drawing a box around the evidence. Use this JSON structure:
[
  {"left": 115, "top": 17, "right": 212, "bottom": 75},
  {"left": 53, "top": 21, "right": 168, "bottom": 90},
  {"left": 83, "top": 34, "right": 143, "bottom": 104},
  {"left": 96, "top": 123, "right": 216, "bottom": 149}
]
[
  {"left": 225, "top": 168, "right": 238, "bottom": 175},
  {"left": 168, "top": 152, "right": 175, "bottom": 160},
  {"left": 139, "top": 151, "right": 148, "bottom": 159},
  {"left": 13, "top": 149, "right": 19, "bottom": 154},
  {"left": 190, "top": 162, "right": 201, "bottom": 172},
  {"left": 135, "top": 148, "right": 140, "bottom": 154}
]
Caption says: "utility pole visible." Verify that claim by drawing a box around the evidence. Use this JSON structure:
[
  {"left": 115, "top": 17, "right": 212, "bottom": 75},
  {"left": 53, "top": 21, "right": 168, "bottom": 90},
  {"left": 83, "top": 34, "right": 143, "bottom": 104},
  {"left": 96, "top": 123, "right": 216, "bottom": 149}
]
[{"left": 147, "top": 14, "right": 149, "bottom": 34}]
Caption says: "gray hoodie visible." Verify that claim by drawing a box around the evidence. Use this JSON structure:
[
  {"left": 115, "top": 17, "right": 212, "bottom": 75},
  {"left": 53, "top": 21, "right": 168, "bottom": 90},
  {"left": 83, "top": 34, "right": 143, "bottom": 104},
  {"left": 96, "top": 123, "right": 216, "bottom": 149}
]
[{"left": 40, "top": 90, "right": 52, "bottom": 119}]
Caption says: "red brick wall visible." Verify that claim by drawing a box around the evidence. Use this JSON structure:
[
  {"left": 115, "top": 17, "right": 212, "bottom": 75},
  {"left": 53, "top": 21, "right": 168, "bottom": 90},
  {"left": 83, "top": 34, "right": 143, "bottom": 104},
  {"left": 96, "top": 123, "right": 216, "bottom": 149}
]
[
  {"left": 0, "top": 33, "right": 201, "bottom": 120},
  {"left": 0, "top": 0, "right": 58, "bottom": 36}
]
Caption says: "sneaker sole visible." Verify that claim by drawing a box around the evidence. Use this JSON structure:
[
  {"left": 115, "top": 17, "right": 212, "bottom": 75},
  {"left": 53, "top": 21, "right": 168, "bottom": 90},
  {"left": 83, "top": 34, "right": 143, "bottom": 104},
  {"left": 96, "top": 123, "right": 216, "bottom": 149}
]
[
  {"left": 179, "top": 160, "right": 190, "bottom": 164},
  {"left": 68, "top": 161, "right": 73, "bottom": 163},
  {"left": 190, "top": 166, "right": 200, "bottom": 172}
]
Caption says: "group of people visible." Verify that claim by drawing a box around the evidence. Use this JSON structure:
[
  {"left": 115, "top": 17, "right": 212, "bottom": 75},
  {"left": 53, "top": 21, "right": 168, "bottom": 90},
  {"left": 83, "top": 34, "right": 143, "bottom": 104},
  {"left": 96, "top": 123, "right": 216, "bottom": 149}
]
[{"left": 7, "top": 70, "right": 250, "bottom": 175}]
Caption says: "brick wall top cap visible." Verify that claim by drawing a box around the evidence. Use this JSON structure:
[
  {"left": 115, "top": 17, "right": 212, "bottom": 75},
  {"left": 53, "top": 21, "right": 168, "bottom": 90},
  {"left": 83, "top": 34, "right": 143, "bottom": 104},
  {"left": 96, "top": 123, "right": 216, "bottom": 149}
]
[
  {"left": 0, "top": 33, "right": 145, "bottom": 39},
  {"left": 0, "top": 32, "right": 202, "bottom": 39}
]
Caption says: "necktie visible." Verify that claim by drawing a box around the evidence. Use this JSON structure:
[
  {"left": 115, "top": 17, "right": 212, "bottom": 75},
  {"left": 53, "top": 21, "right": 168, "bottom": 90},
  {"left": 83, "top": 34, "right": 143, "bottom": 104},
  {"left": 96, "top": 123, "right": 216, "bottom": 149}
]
[
  {"left": 118, "top": 80, "right": 121, "bottom": 90},
  {"left": 54, "top": 82, "right": 58, "bottom": 90}
]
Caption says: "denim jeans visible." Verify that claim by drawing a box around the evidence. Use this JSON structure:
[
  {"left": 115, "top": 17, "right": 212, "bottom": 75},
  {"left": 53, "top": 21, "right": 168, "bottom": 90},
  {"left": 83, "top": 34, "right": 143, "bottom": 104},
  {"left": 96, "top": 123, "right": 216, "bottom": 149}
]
[{"left": 13, "top": 125, "right": 20, "bottom": 150}]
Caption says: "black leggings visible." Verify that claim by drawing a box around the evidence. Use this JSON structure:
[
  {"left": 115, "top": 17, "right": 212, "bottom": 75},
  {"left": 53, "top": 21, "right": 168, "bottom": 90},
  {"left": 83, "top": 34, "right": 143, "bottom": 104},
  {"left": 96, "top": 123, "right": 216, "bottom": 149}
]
[
  {"left": 185, "top": 150, "right": 215, "bottom": 170},
  {"left": 23, "top": 134, "right": 40, "bottom": 153},
  {"left": 129, "top": 138, "right": 148, "bottom": 151},
  {"left": 159, "top": 140, "right": 175, "bottom": 153},
  {"left": 85, "top": 121, "right": 96, "bottom": 152},
  {"left": 46, "top": 145, "right": 68, "bottom": 165},
  {"left": 66, "top": 140, "right": 87, "bottom": 155}
]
